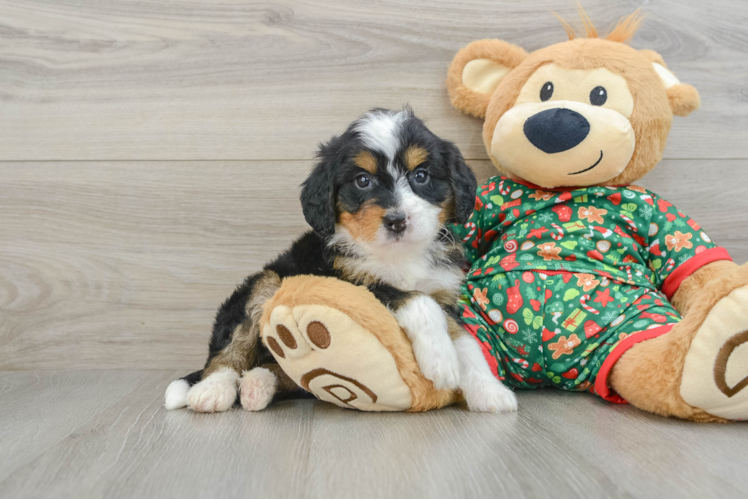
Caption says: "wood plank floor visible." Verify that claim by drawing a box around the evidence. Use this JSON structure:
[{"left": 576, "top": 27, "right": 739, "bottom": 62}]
[
  {"left": 2, "top": 0, "right": 748, "bottom": 497},
  {"left": 0, "top": 371, "right": 746, "bottom": 499}
]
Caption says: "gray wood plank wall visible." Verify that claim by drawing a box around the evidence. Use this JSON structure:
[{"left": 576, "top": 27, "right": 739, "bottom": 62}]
[{"left": 2, "top": 0, "right": 747, "bottom": 371}]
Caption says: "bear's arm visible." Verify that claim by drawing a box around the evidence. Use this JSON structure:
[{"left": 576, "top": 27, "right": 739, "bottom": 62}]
[{"left": 647, "top": 193, "right": 732, "bottom": 311}]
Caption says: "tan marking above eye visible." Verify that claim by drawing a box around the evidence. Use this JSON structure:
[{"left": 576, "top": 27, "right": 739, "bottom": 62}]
[
  {"left": 276, "top": 324, "right": 297, "bottom": 349},
  {"left": 516, "top": 63, "right": 634, "bottom": 117},
  {"left": 403, "top": 145, "right": 429, "bottom": 171},
  {"left": 354, "top": 150, "right": 377, "bottom": 174}
]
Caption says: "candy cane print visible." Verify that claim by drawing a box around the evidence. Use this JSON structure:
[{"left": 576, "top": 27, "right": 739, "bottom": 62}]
[
  {"left": 624, "top": 265, "right": 633, "bottom": 282},
  {"left": 580, "top": 294, "right": 600, "bottom": 315},
  {"left": 665, "top": 258, "right": 676, "bottom": 272},
  {"left": 497, "top": 180, "right": 511, "bottom": 195},
  {"left": 620, "top": 214, "right": 638, "bottom": 233},
  {"left": 512, "top": 357, "right": 530, "bottom": 370},
  {"left": 550, "top": 223, "right": 565, "bottom": 241},
  {"left": 462, "top": 222, "right": 476, "bottom": 242}
]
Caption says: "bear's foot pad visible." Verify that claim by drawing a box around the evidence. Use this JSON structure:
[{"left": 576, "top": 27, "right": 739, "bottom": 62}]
[
  {"left": 681, "top": 284, "right": 748, "bottom": 421},
  {"left": 262, "top": 304, "right": 413, "bottom": 411}
]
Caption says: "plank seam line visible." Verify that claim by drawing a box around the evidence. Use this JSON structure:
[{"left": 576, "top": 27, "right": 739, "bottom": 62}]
[{"left": 0, "top": 158, "right": 743, "bottom": 163}]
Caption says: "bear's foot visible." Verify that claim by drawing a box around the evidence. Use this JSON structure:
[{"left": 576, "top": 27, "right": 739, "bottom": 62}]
[
  {"left": 681, "top": 283, "right": 748, "bottom": 421},
  {"left": 260, "top": 276, "right": 457, "bottom": 412},
  {"left": 262, "top": 303, "right": 414, "bottom": 411}
]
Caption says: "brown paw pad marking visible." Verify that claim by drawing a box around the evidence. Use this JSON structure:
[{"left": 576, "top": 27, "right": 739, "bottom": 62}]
[
  {"left": 300, "top": 368, "right": 377, "bottom": 408},
  {"left": 276, "top": 325, "right": 297, "bottom": 349},
  {"left": 715, "top": 330, "right": 748, "bottom": 398},
  {"left": 307, "top": 321, "right": 331, "bottom": 349},
  {"left": 267, "top": 337, "right": 285, "bottom": 358}
]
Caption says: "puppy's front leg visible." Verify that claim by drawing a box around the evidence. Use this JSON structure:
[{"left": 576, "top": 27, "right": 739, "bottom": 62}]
[
  {"left": 369, "top": 284, "right": 460, "bottom": 390},
  {"left": 451, "top": 320, "right": 517, "bottom": 413}
]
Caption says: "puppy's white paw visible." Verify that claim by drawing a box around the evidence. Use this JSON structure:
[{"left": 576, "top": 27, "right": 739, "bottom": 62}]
[
  {"left": 164, "top": 379, "right": 190, "bottom": 410},
  {"left": 416, "top": 339, "right": 461, "bottom": 391},
  {"left": 395, "top": 295, "right": 460, "bottom": 391},
  {"left": 465, "top": 378, "right": 518, "bottom": 413},
  {"left": 454, "top": 334, "right": 518, "bottom": 413},
  {"left": 239, "top": 367, "right": 277, "bottom": 411},
  {"left": 187, "top": 368, "right": 238, "bottom": 413}
]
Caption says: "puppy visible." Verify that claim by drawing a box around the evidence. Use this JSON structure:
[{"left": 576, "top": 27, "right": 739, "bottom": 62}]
[{"left": 165, "top": 108, "right": 517, "bottom": 414}]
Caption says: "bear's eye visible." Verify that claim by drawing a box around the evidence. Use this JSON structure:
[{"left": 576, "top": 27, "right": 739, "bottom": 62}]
[
  {"left": 590, "top": 86, "right": 607, "bottom": 106},
  {"left": 540, "top": 82, "right": 554, "bottom": 101}
]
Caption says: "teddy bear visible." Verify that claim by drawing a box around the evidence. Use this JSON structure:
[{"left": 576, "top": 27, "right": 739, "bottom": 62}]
[
  {"left": 444, "top": 9, "right": 748, "bottom": 422},
  {"left": 258, "top": 9, "right": 747, "bottom": 421}
]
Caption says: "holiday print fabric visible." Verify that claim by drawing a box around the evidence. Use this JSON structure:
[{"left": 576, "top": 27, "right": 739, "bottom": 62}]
[
  {"left": 453, "top": 177, "right": 720, "bottom": 291},
  {"left": 461, "top": 270, "right": 679, "bottom": 395},
  {"left": 453, "top": 176, "right": 730, "bottom": 398}
]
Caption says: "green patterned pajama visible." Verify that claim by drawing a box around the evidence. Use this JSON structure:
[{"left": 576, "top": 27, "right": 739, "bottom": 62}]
[{"left": 453, "top": 176, "right": 731, "bottom": 401}]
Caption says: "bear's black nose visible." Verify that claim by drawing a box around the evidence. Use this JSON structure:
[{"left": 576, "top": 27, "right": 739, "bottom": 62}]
[{"left": 523, "top": 108, "right": 590, "bottom": 154}]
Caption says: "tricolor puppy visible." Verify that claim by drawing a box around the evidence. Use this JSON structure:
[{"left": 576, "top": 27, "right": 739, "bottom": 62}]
[{"left": 165, "top": 108, "right": 517, "bottom": 414}]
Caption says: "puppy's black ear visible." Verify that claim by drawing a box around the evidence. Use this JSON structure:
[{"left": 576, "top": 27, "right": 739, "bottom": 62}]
[
  {"left": 300, "top": 141, "right": 338, "bottom": 237},
  {"left": 442, "top": 141, "right": 477, "bottom": 224}
]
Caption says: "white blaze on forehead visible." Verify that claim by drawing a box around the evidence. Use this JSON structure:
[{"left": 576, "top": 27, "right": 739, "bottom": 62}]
[
  {"left": 354, "top": 110, "right": 408, "bottom": 160},
  {"left": 391, "top": 174, "right": 442, "bottom": 244}
]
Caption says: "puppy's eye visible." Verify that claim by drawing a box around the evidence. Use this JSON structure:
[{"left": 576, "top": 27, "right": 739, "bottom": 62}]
[
  {"left": 540, "top": 82, "right": 554, "bottom": 101},
  {"left": 355, "top": 174, "right": 371, "bottom": 189},
  {"left": 413, "top": 170, "right": 429, "bottom": 184},
  {"left": 590, "top": 86, "right": 607, "bottom": 106}
]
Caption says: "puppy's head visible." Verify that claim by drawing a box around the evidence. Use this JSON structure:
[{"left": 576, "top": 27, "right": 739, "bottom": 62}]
[{"left": 300, "top": 108, "right": 476, "bottom": 250}]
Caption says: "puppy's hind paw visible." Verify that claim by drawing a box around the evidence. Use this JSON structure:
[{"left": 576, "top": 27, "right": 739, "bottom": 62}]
[
  {"left": 239, "top": 367, "right": 277, "bottom": 411},
  {"left": 187, "top": 368, "right": 238, "bottom": 413},
  {"left": 164, "top": 379, "right": 190, "bottom": 410}
]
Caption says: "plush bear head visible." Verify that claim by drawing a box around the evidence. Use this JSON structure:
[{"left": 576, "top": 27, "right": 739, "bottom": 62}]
[{"left": 447, "top": 10, "right": 701, "bottom": 188}]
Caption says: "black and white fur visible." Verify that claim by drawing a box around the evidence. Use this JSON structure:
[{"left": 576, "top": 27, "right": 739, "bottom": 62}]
[{"left": 165, "top": 108, "right": 517, "bottom": 414}]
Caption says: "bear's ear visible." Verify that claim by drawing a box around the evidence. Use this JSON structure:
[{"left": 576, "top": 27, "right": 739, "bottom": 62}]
[
  {"left": 640, "top": 49, "right": 701, "bottom": 117},
  {"left": 447, "top": 39, "right": 528, "bottom": 119}
]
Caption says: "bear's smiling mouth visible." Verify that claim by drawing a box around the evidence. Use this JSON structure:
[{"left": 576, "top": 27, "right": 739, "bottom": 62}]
[{"left": 569, "top": 150, "right": 604, "bottom": 175}]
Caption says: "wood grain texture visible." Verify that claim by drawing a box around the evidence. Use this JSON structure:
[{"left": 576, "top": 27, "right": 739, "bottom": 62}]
[
  {"left": 2, "top": 160, "right": 746, "bottom": 371},
  {"left": 1, "top": 2, "right": 747, "bottom": 497},
  {"left": 0, "top": 161, "right": 308, "bottom": 370},
  {"left": 1, "top": 0, "right": 747, "bottom": 161},
  {"left": 0, "top": 371, "right": 746, "bottom": 498}
]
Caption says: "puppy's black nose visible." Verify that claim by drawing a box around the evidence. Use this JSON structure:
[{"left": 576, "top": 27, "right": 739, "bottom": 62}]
[
  {"left": 384, "top": 213, "right": 407, "bottom": 234},
  {"left": 523, "top": 108, "right": 590, "bottom": 154}
]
